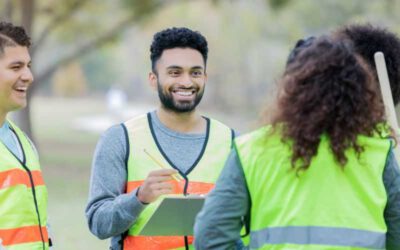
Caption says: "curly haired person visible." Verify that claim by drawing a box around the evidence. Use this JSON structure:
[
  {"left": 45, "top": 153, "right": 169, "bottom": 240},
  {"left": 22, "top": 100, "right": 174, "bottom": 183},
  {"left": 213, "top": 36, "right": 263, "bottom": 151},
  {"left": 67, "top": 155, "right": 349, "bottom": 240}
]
[{"left": 194, "top": 36, "right": 400, "bottom": 250}]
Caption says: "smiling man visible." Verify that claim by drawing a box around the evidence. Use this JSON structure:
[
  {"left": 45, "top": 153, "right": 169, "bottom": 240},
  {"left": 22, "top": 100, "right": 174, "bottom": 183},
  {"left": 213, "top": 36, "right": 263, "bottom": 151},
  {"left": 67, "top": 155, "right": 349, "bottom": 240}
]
[
  {"left": 0, "top": 22, "right": 50, "bottom": 250},
  {"left": 86, "top": 27, "right": 236, "bottom": 250}
]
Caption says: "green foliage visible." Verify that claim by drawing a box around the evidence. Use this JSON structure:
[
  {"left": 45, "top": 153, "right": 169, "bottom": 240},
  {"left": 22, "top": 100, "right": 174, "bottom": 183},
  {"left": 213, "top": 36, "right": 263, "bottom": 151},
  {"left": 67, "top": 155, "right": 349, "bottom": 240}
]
[
  {"left": 268, "top": 0, "right": 292, "bottom": 10},
  {"left": 52, "top": 62, "right": 88, "bottom": 97},
  {"left": 122, "top": 0, "right": 163, "bottom": 20},
  {"left": 81, "top": 48, "right": 122, "bottom": 92}
]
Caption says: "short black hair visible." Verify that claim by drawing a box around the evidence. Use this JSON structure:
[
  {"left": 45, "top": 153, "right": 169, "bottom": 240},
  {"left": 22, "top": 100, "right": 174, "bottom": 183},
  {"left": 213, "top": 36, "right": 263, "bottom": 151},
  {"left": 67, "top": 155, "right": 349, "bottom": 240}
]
[
  {"left": 0, "top": 21, "right": 31, "bottom": 56},
  {"left": 150, "top": 27, "right": 208, "bottom": 72},
  {"left": 337, "top": 24, "right": 400, "bottom": 105}
]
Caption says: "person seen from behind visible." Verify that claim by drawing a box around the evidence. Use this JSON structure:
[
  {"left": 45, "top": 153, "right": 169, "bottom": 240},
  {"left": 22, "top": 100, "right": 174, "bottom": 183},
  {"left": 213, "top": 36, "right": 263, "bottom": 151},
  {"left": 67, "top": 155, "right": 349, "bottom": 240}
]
[{"left": 194, "top": 36, "right": 400, "bottom": 249}]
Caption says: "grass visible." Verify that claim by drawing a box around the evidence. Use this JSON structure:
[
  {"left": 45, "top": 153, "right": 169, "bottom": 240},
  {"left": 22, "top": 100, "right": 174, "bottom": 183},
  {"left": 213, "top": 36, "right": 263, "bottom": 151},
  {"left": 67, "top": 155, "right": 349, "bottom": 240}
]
[{"left": 31, "top": 96, "right": 109, "bottom": 250}]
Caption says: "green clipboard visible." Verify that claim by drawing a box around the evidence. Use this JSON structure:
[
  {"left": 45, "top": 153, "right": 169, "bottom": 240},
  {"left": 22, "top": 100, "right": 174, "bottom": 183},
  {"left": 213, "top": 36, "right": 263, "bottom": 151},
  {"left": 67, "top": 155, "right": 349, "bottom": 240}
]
[{"left": 138, "top": 195, "right": 205, "bottom": 236}]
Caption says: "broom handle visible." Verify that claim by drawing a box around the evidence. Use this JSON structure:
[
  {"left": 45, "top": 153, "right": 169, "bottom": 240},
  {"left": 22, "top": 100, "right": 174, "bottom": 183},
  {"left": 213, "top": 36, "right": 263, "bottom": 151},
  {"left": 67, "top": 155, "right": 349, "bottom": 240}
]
[{"left": 374, "top": 52, "right": 400, "bottom": 161}]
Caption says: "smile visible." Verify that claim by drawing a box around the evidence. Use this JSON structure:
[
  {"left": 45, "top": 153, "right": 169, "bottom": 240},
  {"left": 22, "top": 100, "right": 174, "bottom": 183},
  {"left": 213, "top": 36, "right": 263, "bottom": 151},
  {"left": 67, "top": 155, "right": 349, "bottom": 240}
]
[
  {"left": 173, "top": 90, "right": 195, "bottom": 96},
  {"left": 14, "top": 86, "right": 28, "bottom": 92}
]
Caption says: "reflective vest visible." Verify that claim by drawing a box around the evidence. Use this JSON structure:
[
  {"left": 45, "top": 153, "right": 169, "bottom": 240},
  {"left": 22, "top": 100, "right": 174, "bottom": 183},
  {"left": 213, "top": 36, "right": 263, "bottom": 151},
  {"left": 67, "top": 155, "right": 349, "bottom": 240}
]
[
  {"left": 123, "top": 113, "right": 233, "bottom": 250},
  {"left": 236, "top": 126, "right": 390, "bottom": 250},
  {"left": 0, "top": 120, "right": 49, "bottom": 250}
]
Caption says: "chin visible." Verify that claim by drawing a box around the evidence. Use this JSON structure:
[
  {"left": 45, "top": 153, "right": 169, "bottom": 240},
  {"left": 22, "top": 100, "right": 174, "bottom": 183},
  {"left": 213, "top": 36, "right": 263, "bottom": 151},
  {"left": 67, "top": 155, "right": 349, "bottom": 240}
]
[{"left": 12, "top": 102, "right": 27, "bottom": 111}]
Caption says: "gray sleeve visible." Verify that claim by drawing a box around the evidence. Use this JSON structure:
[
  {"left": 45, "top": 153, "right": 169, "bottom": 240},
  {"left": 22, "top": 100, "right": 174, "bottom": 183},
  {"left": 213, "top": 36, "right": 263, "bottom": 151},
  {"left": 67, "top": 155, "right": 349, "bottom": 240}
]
[
  {"left": 383, "top": 149, "right": 400, "bottom": 249},
  {"left": 194, "top": 147, "right": 250, "bottom": 249},
  {"left": 85, "top": 124, "right": 146, "bottom": 239}
]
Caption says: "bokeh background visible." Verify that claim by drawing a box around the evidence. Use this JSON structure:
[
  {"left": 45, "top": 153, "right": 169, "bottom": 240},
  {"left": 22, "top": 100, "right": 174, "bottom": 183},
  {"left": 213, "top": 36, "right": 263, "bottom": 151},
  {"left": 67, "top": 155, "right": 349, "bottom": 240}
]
[{"left": 2, "top": 0, "right": 400, "bottom": 249}]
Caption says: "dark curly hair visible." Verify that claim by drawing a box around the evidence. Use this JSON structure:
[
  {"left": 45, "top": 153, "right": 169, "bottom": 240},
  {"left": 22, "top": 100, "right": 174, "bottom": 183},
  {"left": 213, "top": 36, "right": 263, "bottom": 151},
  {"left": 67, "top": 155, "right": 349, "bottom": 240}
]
[
  {"left": 271, "top": 36, "right": 386, "bottom": 171},
  {"left": 0, "top": 21, "right": 31, "bottom": 55},
  {"left": 150, "top": 27, "right": 208, "bottom": 72},
  {"left": 335, "top": 24, "right": 400, "bottom": 105}
]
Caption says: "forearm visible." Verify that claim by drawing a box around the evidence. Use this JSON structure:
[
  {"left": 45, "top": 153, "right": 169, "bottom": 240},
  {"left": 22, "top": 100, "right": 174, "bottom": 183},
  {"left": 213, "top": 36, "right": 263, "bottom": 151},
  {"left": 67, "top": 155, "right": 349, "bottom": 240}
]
[
  {"left": 194, "top": 148, "right": 250, "bottom": 249},
  {"left": 85, "top": 124, "right": 144, "bottom": 239},
  {"left": 86, "top": 188, "right": 145, "bottom": 239},
  {"left": 383, "top": 149, "right": 400, "bottom": 247}
]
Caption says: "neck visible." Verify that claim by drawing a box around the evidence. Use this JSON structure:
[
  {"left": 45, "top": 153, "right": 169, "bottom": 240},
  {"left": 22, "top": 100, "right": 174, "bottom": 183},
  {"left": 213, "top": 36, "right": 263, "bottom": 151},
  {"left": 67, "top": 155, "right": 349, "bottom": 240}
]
[
  {"left": 156, "top": 107, "right": 206, "bottom": 133},
  {"left": 0, "top": 112, "right": 6, "bottom": 127}
]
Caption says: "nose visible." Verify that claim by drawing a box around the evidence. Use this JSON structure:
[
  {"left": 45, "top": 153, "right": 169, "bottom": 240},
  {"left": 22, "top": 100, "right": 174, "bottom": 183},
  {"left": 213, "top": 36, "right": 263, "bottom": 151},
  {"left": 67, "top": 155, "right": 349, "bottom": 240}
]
[
  {"left": 21, "top": 67, "right": 34, "bottom": 83},
  {"left": 179, "top": 73, "right": 192, "bottom": 87}
]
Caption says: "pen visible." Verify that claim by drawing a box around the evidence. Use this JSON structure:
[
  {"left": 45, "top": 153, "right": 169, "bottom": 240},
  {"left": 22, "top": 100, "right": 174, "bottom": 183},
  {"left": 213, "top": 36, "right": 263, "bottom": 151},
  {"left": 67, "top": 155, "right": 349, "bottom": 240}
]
[{"left": 143, "top": 149, "right": 184, "bottom": 182}]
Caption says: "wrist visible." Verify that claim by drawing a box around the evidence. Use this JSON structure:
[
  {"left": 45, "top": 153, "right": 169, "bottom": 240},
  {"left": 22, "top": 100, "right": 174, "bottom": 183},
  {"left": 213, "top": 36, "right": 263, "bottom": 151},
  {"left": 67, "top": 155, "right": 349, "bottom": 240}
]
[{"left": 136, "top": 187, "right": 149, "bottom": 205}]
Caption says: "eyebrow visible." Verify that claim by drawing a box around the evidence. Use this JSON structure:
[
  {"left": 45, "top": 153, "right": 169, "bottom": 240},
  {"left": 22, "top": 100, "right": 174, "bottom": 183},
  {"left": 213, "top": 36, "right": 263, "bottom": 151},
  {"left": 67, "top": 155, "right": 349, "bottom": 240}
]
[
  {"left": 166, "top": 65, "right": 204, "bottom": 70},
  {"left": 191, "top": 66, "right": 204, "bottom": 70},
  {"left": 9, "top": 60, "right": 31, "bottom": 66}
]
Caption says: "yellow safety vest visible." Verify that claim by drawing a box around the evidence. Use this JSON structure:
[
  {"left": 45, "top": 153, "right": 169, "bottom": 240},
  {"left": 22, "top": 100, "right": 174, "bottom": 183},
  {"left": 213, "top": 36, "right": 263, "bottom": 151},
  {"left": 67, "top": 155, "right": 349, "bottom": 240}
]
[
  {"left": 0, "top": 120, "right": 49, "bottom": 250},
  {"left": 236, "top": 126, "right": 390, "bottom": 250},
  {"left": 123, "top": 113, "right": 233, "bottom": 250}
]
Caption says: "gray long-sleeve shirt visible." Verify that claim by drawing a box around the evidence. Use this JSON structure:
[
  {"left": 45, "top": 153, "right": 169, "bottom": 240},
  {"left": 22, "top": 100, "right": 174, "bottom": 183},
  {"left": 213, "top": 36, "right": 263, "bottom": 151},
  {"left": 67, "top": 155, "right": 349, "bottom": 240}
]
[
  {"left": 85, "top": 111, "right": 209, "bottom": 250},
  {"left": 194, "top": 147, "right": 400, "bottom": 250}
]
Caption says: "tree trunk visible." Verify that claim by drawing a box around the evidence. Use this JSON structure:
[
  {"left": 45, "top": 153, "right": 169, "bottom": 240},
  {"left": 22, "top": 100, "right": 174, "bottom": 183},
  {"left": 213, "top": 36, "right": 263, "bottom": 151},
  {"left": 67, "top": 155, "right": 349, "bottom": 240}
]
[{"left": 3, "top": 0, "right": 14, "bottom": 22}]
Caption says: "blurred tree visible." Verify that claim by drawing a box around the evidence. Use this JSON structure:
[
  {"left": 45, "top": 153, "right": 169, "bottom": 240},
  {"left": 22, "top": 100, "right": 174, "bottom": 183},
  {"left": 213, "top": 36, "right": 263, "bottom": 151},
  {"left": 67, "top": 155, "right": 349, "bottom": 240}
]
[
  {"left": 2, "top": 0, "right": 174, "bottom": 140},
  {"left": 268, "top": 0, "right": 292, "bottom": 10},
  {"left": 1, "top": 0, "right": 398, "bottom": 138},
  {"left": 52, "top": 61, "right": 87, "bottom": 97}
]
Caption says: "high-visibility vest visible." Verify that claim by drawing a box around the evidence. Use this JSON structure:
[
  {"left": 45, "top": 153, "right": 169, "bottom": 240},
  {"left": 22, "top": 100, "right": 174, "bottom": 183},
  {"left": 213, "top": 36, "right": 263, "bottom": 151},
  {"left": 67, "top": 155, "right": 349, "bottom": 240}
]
[
  {"left": 123, "top": 113, "right": 233, "bottom": 249},
  {"left": 236, "top": 126, "right": 390, "bottom": 250},
  {"left": 0, "top": 120, "right": 49, "bottom": 250}
]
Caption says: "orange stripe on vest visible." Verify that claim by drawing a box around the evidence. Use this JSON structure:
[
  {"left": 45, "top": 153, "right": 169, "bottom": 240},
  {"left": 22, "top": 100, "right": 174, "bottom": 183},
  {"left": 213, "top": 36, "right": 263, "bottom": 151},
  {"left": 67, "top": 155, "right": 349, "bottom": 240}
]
[
  {"left": 0, "top": 169, "right": 45, "bottom": 190},
  {"left": 0, "top": 225, "right": 48, "bottom": 246},
  {"left": 124, "top": 180, "right": 214, "bottom": 249},
  {"left": 124, "top": 235, "right": 193, "bottom": 250}
]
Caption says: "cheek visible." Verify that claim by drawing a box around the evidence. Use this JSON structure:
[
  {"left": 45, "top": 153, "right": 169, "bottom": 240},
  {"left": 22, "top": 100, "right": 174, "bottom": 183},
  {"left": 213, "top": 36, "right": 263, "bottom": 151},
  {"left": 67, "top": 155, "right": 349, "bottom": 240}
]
[
  {"left": 0, "top": 81, "right": 11, "bottom": 93},
  {"left": 159, "top": 80, "right": 173, "bottom": 90}
]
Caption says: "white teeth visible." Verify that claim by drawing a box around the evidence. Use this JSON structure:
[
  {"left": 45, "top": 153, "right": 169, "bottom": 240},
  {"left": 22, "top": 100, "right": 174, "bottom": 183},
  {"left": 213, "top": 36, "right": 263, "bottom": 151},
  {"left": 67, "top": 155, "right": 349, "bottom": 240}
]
[
  {"left": 176, "top": 91, "right": 192, "bottom": 96},
  {"left": 15, "top": 87, "right": 27, "bottom": 91}
]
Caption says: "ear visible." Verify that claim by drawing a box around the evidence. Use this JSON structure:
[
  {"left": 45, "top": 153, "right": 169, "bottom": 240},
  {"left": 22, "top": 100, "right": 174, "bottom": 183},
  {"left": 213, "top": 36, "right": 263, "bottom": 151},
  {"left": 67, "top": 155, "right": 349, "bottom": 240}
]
[{"left": 149, "top": 72, "right": 157, "bottom": 90}]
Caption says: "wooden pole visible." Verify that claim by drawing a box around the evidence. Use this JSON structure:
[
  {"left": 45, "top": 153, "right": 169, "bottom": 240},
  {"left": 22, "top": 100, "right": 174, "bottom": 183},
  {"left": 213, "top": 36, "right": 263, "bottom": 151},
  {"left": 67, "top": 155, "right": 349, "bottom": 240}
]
[{"left": 374, "top": 52, "right": 400, "bottom": 161}]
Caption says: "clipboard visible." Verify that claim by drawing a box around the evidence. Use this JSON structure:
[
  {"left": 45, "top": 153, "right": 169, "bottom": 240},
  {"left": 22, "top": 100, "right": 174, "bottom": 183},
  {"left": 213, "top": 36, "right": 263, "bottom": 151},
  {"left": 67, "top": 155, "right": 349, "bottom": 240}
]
[{"left": 139, "top": 195, "right": 205, "bottom": 236}]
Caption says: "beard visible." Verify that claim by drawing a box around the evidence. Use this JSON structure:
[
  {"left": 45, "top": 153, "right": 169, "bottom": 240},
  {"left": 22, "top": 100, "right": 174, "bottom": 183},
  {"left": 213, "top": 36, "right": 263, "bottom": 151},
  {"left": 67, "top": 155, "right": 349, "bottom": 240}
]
[{"left": 157, "top": 80, "right": 204, "bottom": 113}]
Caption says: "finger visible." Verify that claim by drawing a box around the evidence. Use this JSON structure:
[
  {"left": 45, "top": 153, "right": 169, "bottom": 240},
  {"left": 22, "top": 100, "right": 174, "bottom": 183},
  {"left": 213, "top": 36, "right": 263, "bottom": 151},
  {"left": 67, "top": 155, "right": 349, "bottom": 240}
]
[
  {"left": 148, "top": 169, "right": 179, "bottom": 177},
  {"left": 150, "top": 182, "right": 174, "bottom": 191},
  {"left": 146, "top": 175, "right": 175, "bottom": 184},
  {"left": 153, "top": 188, "right": 174, "bottom": 197}
]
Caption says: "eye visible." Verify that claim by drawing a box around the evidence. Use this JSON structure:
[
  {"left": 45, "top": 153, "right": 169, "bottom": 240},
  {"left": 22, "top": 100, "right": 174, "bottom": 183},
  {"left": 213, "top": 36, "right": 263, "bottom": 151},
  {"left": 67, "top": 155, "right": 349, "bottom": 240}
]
[
  {"left": 191, "top": 70, "right": 203, "bottom": 77},
  {"left": 11, "top": 65, "right": 22, "bottom": 71},
  {"left": 169, "top": 70, "right": 181, "bottom": 77}
]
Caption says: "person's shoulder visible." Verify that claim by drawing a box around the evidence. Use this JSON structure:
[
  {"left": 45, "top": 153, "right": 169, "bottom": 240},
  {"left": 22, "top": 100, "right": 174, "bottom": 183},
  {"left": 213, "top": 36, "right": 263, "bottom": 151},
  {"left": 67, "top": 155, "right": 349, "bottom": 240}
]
[
  {"left": 124, "top": 113, "right": 150, "bottom": 127},
  {"left": 100, "top": 124, "right": 127, "bottom": 144},
  {"left": 205, "top": 116, "right": 233, "bottom": 130},
  {"left": 234, "top": 125, "right": 273, "bottom": 146},
  {"left": 7, "top": 121, "right": 39, "bottom": 156},
  {"left": 95, "top": 124, "right": 129, "bottom": 160}
]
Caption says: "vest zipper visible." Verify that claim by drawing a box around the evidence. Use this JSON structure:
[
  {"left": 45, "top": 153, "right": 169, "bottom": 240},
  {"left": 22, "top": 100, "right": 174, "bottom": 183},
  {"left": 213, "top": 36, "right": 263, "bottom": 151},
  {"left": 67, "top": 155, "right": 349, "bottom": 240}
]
[
  {"left": 21, "top": 165, "right": 46, "bottom": 250},
  {"left": 183, "top": 176, "right": 189, "bottom": 249},
  {"left": 12, "top": 132, "right": 46, "bottom": 250},
  {"left": 184, "top": 236, "right": 189, "bottom": 250}
]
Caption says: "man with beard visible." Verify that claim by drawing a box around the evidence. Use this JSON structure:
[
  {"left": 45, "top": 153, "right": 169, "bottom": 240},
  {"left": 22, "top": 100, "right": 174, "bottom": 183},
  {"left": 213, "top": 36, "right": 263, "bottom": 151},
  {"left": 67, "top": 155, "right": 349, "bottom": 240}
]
[{"left": 86, "top": 27, "right": 235, "bottom": 250}]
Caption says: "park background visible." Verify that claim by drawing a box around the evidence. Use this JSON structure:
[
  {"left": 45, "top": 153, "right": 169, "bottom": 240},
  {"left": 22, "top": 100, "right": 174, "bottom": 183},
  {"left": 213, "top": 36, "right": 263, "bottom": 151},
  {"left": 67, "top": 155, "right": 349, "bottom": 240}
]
[{"left": 2, "top": 0, "right": 400, "bottom": 249}]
